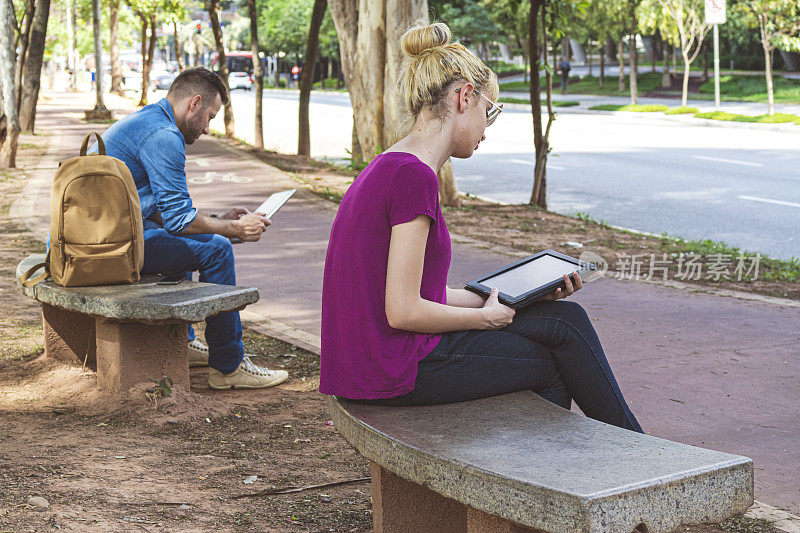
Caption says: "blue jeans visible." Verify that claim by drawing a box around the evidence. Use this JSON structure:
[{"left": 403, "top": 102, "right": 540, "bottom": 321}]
[
  {"left": 360, "top": 300, "right": 643, "bottom": 433},
  {"left": 142, "top": 225, "right": 244, "bottom": 373}
]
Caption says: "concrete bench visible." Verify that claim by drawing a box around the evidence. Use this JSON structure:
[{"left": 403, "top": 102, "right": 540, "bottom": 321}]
[
  {"left": 16, "top": 254, "right": 258, "bottom": 396},
  {"left": 328, "top": 391, "right": 753, "bottom": 533}
]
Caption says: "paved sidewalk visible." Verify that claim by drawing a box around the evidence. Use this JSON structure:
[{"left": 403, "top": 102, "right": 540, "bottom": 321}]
[{"left": 14, "top": 91, "right": 800, "bottom": 519}]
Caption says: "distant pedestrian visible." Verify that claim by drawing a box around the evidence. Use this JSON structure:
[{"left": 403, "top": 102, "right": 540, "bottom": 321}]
[{"left": 558, "top": 57, "right": 571, "bottom": 94}]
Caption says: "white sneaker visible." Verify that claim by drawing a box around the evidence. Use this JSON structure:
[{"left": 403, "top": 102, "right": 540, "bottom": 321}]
[
  {"left": 188, "top": 338, "right": 209, "bottom": 367},
  {"left": 208, "top": 357, "right": 289, "bottom": 390}
]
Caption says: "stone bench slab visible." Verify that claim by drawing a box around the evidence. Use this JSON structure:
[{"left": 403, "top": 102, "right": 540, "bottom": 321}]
[
  {"left": 17, "top": 254, "right": 258, "bottom": 324},
  {"left": 329, "top": 391, "right": 753, "bottom": 533}
]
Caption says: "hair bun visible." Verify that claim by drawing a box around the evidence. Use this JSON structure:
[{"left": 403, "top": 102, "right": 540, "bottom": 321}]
[{"left": 401, "top": 21, "right": 451, "bottom": 57}]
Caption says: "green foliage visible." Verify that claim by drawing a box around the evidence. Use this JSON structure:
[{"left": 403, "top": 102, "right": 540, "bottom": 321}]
[
  {"left": 148, "top": 375, "right": 174, "bottom": 398},
  {"left": 694, "top": 110, "right": 800, "bottom": 122},
  {"left": 498, "top": 96, "right": 529, "bottom": 104},
  {"left": 736, "top": 0, "right": 800, "bottom": 53},
  {"left": 664, "top": 106, "right": 699, "bottom": 114},
  {"left": 589, "top": 103, "right": 669, "bottom": 111},
  {"left": 432, "top": 0, "right": 500, "bottom": 51},
  {"left": 498, "top": 96, "right": 579, "bottom": 106},
  {"left": 567, "top": 71, "right": 664, "bottom": 95},
  {"left": 698, "top": 74, "right": 800, "bottom": 103}
]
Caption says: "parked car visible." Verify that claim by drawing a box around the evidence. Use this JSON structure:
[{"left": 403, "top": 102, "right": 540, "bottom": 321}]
[
  {"left": 228, "top": 72, "right": 253, "bottom": 91},
  {"left": 153, "top": 71, "right": 177, "bottom": 91}
]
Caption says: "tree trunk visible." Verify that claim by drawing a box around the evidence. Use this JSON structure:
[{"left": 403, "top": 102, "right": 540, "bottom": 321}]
[
  {"left": 626, "top": 0, "right": 637, "bottom": 104},
  {"left": 66, "top": 0, "right": 75, "bottom": 90},
  {"left": 298, "top": 0, "right": 326, "bottom": 156},
  {"left": 350, "top": 119, "right": 362, "bottom": 163},
  {"left": 0, "top": 0, "right": 20, "bottom": 167},
  {"left": 599, "top": 44, "right": 605, "bottom": 87},
  {"left": 248, "top": 0, "right": 263, "bottom": 148},
  {"left": 760, "top": 27, "right": 774, "bottom": 115},
  {"left": 70, "top": 0, "right": 78, "bottom": 90},
  {"left": 137, "top": 15, "right": 149, "bottom": 106},
  {"left": 681, "top": 51, "right": 691, "bottom": 107},
  {"left": 628, "top": 34, "right": 638, "bottom": 105},
  {"left": 529, "top": 0, "right": 548, "bottom": 208},
  {"left": 618, "top": 39, "right": 625, "bottom": 92},
  {"left": 173, "top": 21, "right": 184, "bottom": 70},
  {"left": 208, "top": 0, "right": 234, "bottom": 137},
  {"left": 661, "top": 35, "right": 671, "bottom": 88},
  {"left": 651, "top": 36, "right": 656, "bottom": 72},
  {"left": 14, "top": 0, "right": 35, "bottom": 109},
  {"left": 329, "top": 0, "right": 385, "bottom": 159},
  {"left": 701, "top": 41, "right": 708, "bottom": 82},
  {"left": 18, "top": 0, "right": 49, "bottom": 132},
  {"left": 91, "top": 0, "right": 107, "bottom": 112},
  {"left": 110, "top": 0, "right": 124, "bottom": 94}
]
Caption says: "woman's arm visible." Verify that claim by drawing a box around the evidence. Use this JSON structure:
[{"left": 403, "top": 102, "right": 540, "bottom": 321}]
[
  {"left": 385, "top": 216, "right": 514, "bottom": 334},
  {"left": 445, "top": 286, "right": 486, "bottom": 308}
]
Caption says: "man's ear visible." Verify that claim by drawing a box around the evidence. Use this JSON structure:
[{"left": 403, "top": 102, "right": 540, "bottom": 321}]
[{"left": 188, "top": 94, "right": 203, "bottom": 113}]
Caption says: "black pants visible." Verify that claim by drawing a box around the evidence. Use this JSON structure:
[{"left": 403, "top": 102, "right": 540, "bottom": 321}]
[{"left": 358, "top": 301, "right": 644, "bottom": 433}]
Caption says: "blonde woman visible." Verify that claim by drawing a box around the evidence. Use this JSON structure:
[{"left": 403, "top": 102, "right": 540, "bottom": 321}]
[{"left": 320, "top": 21, "right": 643, "bottom": 433}]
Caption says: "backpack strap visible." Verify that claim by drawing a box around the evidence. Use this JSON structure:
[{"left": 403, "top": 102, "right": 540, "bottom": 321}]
[
  {"left": 19, "top": 250, "right": 51, "bottom": 288},
  {"left": 80, "top": 131, "right": 105, "bottom": 156}
]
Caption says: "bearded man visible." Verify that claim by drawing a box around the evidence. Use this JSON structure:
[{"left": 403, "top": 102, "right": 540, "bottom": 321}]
[{"left": 92, "top": 67, "right": 288, "bottom": 390}]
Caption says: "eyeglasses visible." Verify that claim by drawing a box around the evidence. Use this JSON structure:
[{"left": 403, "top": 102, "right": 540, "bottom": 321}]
[{"left": 456, "top": 87, "right": 503, "bottom": 127}]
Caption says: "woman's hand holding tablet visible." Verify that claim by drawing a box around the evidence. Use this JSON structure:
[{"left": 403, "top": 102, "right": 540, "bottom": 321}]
[
  {"left": 538, "top": 271, "right": 584, "bottom": 301},
  {"left": 465, "top": 250, "right": 596, "bottom": 309}
]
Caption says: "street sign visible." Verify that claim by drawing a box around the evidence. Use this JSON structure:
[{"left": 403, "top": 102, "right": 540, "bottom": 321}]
[{"left": 705, "top": 0, "right": 726, "bottom": 24}]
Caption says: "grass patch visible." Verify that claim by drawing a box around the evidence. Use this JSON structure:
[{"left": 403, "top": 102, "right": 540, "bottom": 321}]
[
  {"left": 498, "top": 96, "right": 530, "bottom": 105},
  {"left": 658, "top": 237, "right": 800, "bottom": 283},
  {"left": 698, "top": 74, "right": 800, "bottom": 104},
  {"left": 589, "top": 104, "right": 669, "bottom": 112},
  {"left": 694, "top": 111, "right": 800, "bottom": 123},
  {"left": 665, "top": 106, "right": 699, "bottom": 115},
  {"left": 497, "top": 97, "right": 580, "bottom": 107}
]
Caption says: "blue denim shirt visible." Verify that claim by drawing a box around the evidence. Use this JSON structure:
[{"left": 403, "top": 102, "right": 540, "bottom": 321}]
[{"left": 90, "top": 98, "right": 197, "bottom": 235}]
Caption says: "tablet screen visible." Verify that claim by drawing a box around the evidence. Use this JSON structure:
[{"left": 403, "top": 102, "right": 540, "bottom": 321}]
[{"left": 481, "top": 254, "right": 579, "bottom": 298}]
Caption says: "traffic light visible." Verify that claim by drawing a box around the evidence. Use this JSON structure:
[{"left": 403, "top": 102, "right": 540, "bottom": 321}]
[{"left": 196, "top": 22, "right": 202, "bottom": 34}]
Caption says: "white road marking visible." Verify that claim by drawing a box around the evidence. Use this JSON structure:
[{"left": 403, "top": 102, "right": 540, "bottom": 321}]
[
  {"left": 509, "top": 158, "right": 566, "bottom": 170},
  {"left": 193, "top": 158, "right": 210, "bottom": 167},
  {"left": 737, "top": 195, "right": 800, "bottom": 209},
  {"left": 692, "top": 155, "right": 763, "bottom": 167}
]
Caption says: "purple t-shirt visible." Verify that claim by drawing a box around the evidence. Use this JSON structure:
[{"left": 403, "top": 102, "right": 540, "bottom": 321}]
[{"left": 320, "top": 152, "right": 452, "bottom": 399}]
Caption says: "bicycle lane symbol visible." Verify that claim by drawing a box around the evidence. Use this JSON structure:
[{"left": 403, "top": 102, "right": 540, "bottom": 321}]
[{"left": 188, "top": 171, "right": 253, "bottom": 185}]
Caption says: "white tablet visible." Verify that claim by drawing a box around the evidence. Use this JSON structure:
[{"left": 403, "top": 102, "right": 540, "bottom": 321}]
[{"left": 256, "top": 189, "right": 296, "bottom": 219}]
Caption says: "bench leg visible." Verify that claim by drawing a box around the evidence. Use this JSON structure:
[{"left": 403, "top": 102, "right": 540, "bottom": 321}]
[
  {"left": 371, "top": 462, "right": 467, "bottom": 532},
  {"left": 94, "top": 319, "right": 189, "bottom": 397},
  {"left": 370, "top": 463, "right": 543, "bottom": 533},
  {"left": 466, "top": 508, "right": 543, "bottom": 533},
  {"left": 42, "top": 304, "right": 96, "bottom": 370}
]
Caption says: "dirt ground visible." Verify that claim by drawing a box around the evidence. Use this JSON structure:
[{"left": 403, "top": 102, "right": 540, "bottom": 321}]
[{"left": 0, "top": 131, "right": 778, "bottom": 533}]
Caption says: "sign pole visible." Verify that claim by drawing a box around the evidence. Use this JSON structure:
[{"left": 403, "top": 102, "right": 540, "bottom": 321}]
[{"left": 714, "top": 23, "right": 721, "bottom": 110}]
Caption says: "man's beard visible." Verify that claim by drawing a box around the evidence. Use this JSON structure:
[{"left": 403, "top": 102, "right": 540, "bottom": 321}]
[{"left": 185, "top": 114, "right": 206, "bottom": 144}]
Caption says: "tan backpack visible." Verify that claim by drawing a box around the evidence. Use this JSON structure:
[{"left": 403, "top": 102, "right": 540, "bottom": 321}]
[{"left": 20, "top": 132, "right": 144, "bottom": 287}]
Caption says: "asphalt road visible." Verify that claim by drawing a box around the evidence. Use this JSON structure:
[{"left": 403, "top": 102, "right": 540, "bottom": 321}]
[{"left": 201, "top": 88, "right": 800, "bottom": 261}]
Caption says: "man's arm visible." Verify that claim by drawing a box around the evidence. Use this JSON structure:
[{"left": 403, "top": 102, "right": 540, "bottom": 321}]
[{"left": 183, "top": 211, "right": 269, "bottom": 241}]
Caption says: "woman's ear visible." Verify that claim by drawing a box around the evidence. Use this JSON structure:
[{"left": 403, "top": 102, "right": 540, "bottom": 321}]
[{"left": 457, "top": 83, "right": 475, "bottom": 113}]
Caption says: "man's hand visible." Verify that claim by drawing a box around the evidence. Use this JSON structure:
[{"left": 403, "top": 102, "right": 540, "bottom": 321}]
[
  {"left": 540, "top": 271, "right": 583, "bottom": 301},
  {"left": 231, "top": 212, "right": 271, "bottom": 242},
  {"left": 221, "top": 207, "right": 250, "bottom": 220}
]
